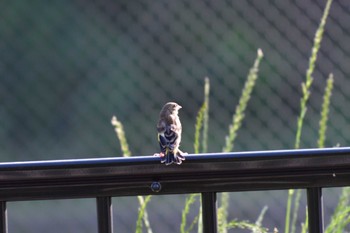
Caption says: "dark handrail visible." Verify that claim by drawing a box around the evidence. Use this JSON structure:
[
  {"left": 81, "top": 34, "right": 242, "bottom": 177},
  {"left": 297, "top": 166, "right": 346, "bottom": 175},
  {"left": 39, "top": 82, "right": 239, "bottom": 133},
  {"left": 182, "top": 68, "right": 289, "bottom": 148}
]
[
  {"left": 1, "top": 147, "right": 348, "bottom": 233},
  {"left": 0, "top": 147, "right": 349, "bottom": 201}
]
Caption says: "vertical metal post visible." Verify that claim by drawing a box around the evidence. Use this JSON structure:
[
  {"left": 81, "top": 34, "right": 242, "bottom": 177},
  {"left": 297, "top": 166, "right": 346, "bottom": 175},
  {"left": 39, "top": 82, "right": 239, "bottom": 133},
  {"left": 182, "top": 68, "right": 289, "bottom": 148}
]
[
  {"left": 307, "top": 187, "right": 324, "bottom": 233},
  {"left": 201, "top": 192, "right": 217, "bottom": 233},
  {"left": 96, "top": 197, "right": 113, "bottom": 233},
  {"left": 0, "top": 201, "right": 7, "bottom": 233}
]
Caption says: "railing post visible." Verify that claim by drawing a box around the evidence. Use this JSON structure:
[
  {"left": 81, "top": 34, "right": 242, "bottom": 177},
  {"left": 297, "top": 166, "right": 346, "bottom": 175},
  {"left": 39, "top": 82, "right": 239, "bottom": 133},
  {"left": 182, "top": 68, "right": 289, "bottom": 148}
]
[
  {"left": 201, "top": 192, "right": 217, "bottom": 233},
  {"left": 307, "top": 187, "right": 324, "bottom": 233},
  {"left": 96, "top": 197, "right": 113, "bottom": 233},
  {"left": 0, "top": 201, "right": 7, "bottom": 233}
]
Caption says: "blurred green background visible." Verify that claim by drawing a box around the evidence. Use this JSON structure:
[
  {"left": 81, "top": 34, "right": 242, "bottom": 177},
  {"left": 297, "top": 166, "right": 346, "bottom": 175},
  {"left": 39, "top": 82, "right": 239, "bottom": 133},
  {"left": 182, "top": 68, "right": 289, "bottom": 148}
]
[{"left": 1, "top": 0, "right": 350, "bottom": 232}]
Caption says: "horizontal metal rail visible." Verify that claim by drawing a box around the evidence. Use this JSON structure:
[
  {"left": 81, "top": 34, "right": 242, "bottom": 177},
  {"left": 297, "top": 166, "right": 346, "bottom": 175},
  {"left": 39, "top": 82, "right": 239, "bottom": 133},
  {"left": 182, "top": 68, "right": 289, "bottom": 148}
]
[
  {"left": 0, "top": 147, "right": 349, "bottom": 201},
  {"left": 1, "top": 147, "right": 350, "bottom": 233}
]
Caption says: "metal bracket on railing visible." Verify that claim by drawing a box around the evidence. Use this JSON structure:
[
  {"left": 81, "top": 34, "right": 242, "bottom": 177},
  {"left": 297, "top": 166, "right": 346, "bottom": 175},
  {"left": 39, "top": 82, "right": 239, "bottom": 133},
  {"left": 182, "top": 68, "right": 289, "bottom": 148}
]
[{"left": 150, "top": 181, "right": 162, "bottom": 193}]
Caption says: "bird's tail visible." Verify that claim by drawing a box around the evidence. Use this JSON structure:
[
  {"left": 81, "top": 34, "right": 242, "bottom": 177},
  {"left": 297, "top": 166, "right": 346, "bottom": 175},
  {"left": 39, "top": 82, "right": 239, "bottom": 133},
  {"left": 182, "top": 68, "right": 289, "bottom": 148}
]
[{"left": 161, "top": 150, "right": 186, "bottom": 165}]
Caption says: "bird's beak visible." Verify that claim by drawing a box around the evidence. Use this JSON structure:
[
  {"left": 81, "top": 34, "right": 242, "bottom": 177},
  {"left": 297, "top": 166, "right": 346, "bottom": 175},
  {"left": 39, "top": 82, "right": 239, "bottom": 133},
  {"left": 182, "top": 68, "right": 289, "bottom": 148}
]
[{"left": 178, "top": 105, "right": 182, "bottom": 109}]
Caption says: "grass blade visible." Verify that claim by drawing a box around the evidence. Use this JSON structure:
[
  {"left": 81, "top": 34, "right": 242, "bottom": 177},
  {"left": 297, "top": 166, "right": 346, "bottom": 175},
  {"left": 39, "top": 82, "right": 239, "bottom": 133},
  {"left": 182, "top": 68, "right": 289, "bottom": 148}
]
[
  {"left": 285, "top": 189, "right": 294, "bottom": 233},
  {"left": 301, "top": 207, "right": 308, "bottom": 233},
  {"left": 290, "top": 189, "right": 302, "bottom": 233},
  {"left": 194, "top": 103, "right": 207, "bottom": 154},
  {"left": 253, "top": 206, "right": 268, "bottom": 233},
  {"left": 194, "top": 78, "right": 210, "bottom": 154},
  {"left": 111, "top": 116, "right": 131, "bottom": 157},
  {"left": 136, "top": 195, "right": 152, "bottom": 233},
  {"left": 223, "top": 49, "right": 263, "bottom": 153},
  {"left": 192, "top": 78, "right": 210, "bottom": 233},
  {"left": 202, "top": 77, "right": 210, "bottom": 153},
  {"left": 180, "top": 194, "right": 199, "bottom": 233},
  {"left": 294, "top": 0, "right": 333, "bottom": 149},
  {"left": 326, "top": 187, "right": 350, "bottom": 233},
  {"left": 318, "top": 74, "right": 334, "bottom": 148},
  {"left": 197, "top": 203, "right": 203, "bottom": 233},
  {"left": 219, "top": 49, "right": 263, "bottom": 233},
  {"left": 227, "top": 219, "right": 268, "bottom": 233},
  {"left": 111, "top": 116, "right": 153, "bottom": 233},
  {"left": 287, "top": 1, "right": 333, "bottom": 232}
]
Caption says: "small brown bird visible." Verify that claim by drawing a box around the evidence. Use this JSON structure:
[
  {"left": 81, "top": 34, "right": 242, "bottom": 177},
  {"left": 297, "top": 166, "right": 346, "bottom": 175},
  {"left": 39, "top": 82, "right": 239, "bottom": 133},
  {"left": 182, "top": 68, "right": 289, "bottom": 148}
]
[{"left": 155, "top": 102, "right": 186, "bottom": 165}]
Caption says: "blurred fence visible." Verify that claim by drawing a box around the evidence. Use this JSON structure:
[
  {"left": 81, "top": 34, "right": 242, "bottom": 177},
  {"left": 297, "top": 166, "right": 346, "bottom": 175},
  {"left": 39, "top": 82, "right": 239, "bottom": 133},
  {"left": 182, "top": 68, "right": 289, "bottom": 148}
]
[{"left": 1, "top": 0, "right": 350, "bottom": 232}]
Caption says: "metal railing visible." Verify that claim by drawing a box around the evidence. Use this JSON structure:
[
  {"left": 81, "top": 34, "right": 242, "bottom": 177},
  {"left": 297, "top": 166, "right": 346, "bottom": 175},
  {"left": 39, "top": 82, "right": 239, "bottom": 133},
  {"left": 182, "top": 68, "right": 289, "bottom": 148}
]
[{"left": 1, "top": 147, "right": 350, "bottom": 233}]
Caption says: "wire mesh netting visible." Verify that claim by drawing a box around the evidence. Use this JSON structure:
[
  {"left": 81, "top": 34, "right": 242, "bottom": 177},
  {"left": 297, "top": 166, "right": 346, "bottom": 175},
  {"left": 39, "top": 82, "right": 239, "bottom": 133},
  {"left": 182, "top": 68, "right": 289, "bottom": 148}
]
[{"left": 1, "top": 0, "right": 350, "bottom": 232}]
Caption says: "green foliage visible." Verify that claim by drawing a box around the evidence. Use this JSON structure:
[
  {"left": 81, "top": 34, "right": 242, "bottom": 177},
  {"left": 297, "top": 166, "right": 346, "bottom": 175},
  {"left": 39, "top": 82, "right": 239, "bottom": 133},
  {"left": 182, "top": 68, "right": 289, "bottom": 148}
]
[
  {"left": 218, "top": 192, "right": 230, "bottom": 233},
  {"left": 254, "top": 206, "right": 269, "bottom": 233},
  {"left": 194, "top": 103, "right": 207, "bottom": 154},
  {"left": 111, "top": 116, "right": 131, "bottom": 157},
  {"left": 197, "top": 201, "right": 203, "bottom": 233},
  {"left": 110, "top": 1, "right": 348, "bottom": 232},
  {"left": 136, "top": 195, "right": 152, "bottom": 233},
  {"left": 111, "top": 116, "right": 153, "bottom": 233},
  {"left": 326, "top": 187, "right": 350, "bottom": 233},
  {"left": 223, "top": 49, "right": 263, "bottom": 153},
  {"left": 286, "top": 0, "right": 333, "bottom": 232},
  {"left": 294, "top": 0, "right": 333, "bottom": 150},
  {"left": 290, "top": 189, "right": 302, "bottom": 233},
  {"left": 194, "top": 77, "right": 210, "bottom": 154},
  {"left": 181, "top": 194, "right": 200, "bottom": 233},
  {"left": 285, "top": 189, "right": 294, "bottom": 233},
  {"left": 202, "top": 77, "right": 210, "bottom": 154},
  {"left": 226, "top": 219, "right": 268, "bottom": 233},
  {"left": 219, "top": 49, "right": 263, "bottom": 233},
  {"left": 183, "top": 78, "right": 210, "bottom": 233},
  {"left": 301, "top": 207, "right": 308, "bottom": 233},
  {"left": 318, "top": 74, "right": 334, "bottom": 148}
]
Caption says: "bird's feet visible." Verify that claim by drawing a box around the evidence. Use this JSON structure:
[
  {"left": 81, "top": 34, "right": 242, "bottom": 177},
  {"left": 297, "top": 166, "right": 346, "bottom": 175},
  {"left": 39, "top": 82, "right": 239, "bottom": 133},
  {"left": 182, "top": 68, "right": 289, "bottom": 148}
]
[{"left": 177, "top": 150, "right": 188, "bottom": 157}]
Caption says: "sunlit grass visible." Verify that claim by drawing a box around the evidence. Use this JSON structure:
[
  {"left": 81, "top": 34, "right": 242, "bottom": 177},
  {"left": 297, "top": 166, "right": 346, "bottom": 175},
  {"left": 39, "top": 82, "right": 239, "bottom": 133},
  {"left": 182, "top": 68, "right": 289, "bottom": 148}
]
[
  {"left": 111, "top": 116, "right": 153, "bottom": 233},
  {"left": 287, "top": 0, "right": 333, "bottom": 232},
  {"left": 109, "top": 1, "right": 345, "bottom": 231}
]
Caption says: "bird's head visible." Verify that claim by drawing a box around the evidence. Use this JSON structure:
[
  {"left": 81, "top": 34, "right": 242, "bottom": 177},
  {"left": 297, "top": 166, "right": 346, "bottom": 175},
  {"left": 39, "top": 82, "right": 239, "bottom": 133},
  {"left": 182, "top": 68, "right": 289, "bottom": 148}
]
[{"left": 161, "top": 102, "right": 182, "bottom": 116}]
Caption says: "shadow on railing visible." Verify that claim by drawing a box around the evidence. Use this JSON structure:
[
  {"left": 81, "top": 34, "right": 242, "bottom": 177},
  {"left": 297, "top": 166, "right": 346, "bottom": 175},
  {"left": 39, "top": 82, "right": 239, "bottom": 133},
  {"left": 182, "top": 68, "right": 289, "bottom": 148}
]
[{"left": 1, "top": 147, "right": 350, "bottom": 233}]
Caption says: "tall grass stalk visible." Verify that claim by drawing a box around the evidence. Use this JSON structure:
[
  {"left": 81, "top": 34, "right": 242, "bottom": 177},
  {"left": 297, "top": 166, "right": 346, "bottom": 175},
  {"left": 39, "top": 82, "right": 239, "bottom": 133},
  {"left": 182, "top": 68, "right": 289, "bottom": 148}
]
[
  {"left": 136, "top": 195, "right": 152, "bottom": 233},
  {"left": 301, "top": 207, "right": 308, "bottom": 233},
  {"left": 183, "top": 78, "right": 210, "bottom": 233},
  {"left": 226, "top": 219, "right": 268, "bottom": 233},
  {"left": 290, "top": 188, "right": 302, "bottom": 233},
  {"left": 219, "top": 49, "right": 263, "bottom": 233},
  {"left": 318, "top": 74, "right": 334, "bottom": 148},
  {"left": 111, "top": 116, "right": 131, "bottom": 157},
  {"left": 197, "top": 78, "right": 210, "bottom": 233},
  {"left": 325, "top": 187, "right": 350, "bottom": 233},
  {"left": 253, "top": 206, "right": 268, "bottom": 233},
  {"left": 197, "top": 199, "right": 203, "bottom": 233},
  {"left": 223, "top": 49, "right": 264, "bottom": 153},
  {"left": 294, "top": 0, "right": 333, "bottom": 150},
  {"left": 194, "top": 103, "right": 207, "bottom": 154},
  {"left": 194, "top": 78, "right": 210, "bottom": 154},
  {"left": 111, "top": 116, "right": 153, "bottom": 233},
  {"left": 181, "top": 194, "right": 200, "bottom": 233},
  {"left": 286, "top": 0, "right": 333, "bottom": 232},
  {"left": 202, "top": 77, "right": 210, "bottom": 153},
  {"left": 284, "top": 189, "right": 293, "bottom": 233}
]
